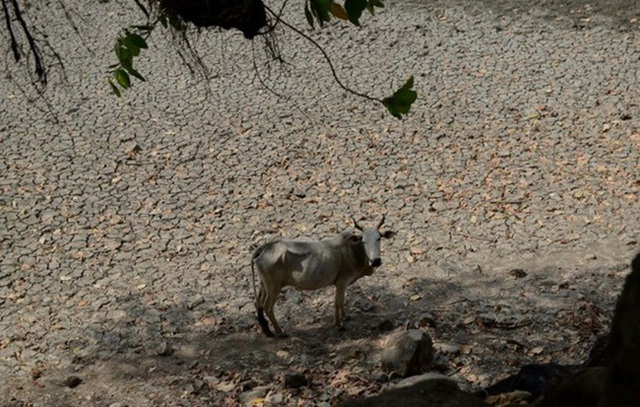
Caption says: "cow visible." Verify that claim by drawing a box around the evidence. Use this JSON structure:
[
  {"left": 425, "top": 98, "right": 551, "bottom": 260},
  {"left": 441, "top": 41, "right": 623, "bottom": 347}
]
[{"left": 251, "top": 215, "right": 395, "bottom": 337}]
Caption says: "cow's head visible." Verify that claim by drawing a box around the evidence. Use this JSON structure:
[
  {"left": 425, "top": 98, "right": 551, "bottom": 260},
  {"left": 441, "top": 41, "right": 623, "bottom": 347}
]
[{"left": 352, "top": 215, "right": 395, "bottom": 268}]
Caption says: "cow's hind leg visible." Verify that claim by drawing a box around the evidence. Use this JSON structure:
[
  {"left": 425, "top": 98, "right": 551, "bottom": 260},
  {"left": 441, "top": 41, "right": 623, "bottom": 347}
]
[
  {"left": 334, "top": 283, "right": 347, "bottom": 330},
  {"left": 263, "top": 284, "right": 285, "bottom": 337},
  {"left": 256, "top": 284, "right": 274, "bottom": 337}
]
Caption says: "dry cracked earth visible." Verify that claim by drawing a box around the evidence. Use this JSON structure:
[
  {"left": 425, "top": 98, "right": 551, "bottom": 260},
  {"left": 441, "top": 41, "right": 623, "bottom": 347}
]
[{"left": 1, "top": 0, "right": 639, "bottom": 406}]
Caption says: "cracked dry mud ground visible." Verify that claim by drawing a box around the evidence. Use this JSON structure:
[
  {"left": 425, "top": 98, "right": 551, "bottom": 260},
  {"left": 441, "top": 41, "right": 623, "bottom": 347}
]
[{"left": 1, "top": 0, "right": 639, "bottom": 406}]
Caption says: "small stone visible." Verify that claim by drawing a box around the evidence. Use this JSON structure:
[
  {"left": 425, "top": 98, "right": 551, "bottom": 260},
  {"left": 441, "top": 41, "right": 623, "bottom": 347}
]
[
  {"left": 187, "top": 294, "right": 205, "bottom": 310},
  {"left": 108, "top": 403, "right": 125, "bottom": 407},
  {"left": 434, "top": 342, "right": 461, "bottom": 356},
  {"left": 284, "top": 371, "right": 308, "bottom": 388},
  {"left": 239, "top": 386, "right": 268, "bottom": 405},
  {"left": 63, "top": 375, "right": 83, "bottom": 388},
  {"left": 202, "top": 375, "right": 220, "bottom": 387},
  {"left": 267, "top": 392, "right": 284, "bottom": 404},
  {"left": 190, "top": 379, "right": 205, "bottom": 394},
  {"left": 156, "top": 341, "right": 174, "bottom": 356},
  {"left": 430, "top": 201, "right": 446, "bottom": 212}
]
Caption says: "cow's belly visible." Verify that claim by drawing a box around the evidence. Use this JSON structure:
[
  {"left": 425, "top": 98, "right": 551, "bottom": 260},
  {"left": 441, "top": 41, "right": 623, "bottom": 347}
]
[{"left": 289, "top": 267, "right": 337, "bottom": 290}]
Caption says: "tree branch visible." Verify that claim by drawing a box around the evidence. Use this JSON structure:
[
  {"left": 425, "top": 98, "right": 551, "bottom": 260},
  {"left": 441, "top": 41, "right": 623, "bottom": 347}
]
[
  {"left": 2, "top": 0, "right": 20, "bottom": 62},
  {"left": 8, "top": 0, "right": 47, "bottom": 84},
  {"left": 264, "top": 5, "right": 382, "bottom": 104}
]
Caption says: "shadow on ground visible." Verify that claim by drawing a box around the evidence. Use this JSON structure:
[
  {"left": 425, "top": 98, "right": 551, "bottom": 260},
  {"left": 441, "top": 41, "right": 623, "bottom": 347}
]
[{"left": 407, "top": 0, "right": 639, "bottom": 28}]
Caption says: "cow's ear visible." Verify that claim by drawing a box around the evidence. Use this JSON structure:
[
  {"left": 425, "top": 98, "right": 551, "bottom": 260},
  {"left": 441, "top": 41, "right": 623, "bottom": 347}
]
[
  {"left": 381, "top": 230, "right": 396, "bottom": 239},
  {"left": 348, "top": 234, "right": 362, "bottom": 244}
]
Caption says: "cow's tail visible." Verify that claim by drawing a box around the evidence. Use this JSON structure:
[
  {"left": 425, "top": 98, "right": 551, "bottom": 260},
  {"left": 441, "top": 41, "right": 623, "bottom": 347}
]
[{"left": 252, "top": 249, "right": 274, "bottom": 337}]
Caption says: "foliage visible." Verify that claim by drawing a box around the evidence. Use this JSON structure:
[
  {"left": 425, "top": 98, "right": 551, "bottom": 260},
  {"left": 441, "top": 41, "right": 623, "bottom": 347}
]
[
  {"left": 108, "top": 31, "right": 148, "bottom": 96},
  {"left": 304, "top": 0, "right": 383, "bottom": 27},
  {"left": 108, "top": 0, "right": 416, "bottom": 119},
  {"left": 383, "top": 76, "right": 417, "bottom": 119}
]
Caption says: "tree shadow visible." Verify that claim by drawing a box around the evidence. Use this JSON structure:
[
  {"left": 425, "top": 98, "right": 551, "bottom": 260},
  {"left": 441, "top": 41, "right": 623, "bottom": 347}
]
[
  {"left": 29, "top": 256, "right": 629, "bottom": 406},
  {"left": 409, "top": 0, "right": 639, "bottom": 29}
]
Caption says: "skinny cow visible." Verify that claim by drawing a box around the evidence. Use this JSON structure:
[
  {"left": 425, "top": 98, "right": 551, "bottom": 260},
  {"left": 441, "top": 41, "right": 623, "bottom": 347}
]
[{"left": 251, "top": 215, "right": 395, "bottom": 337}]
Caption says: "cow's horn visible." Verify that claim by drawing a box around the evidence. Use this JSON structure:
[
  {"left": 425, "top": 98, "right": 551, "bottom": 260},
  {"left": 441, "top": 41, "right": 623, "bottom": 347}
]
[
  {"left": 376, "top": 214, "right": 386, "bottom": 229},
  {"left": 352, "top": 216, "right": 363, "bottom": 231}
]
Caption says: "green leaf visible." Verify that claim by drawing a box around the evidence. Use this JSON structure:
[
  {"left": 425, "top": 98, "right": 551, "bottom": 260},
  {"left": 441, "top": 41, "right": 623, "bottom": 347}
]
[
  {"left": 310, "top": 0, "right": 332, "bottom": 25},
  {"left": 114, "top": 43, "right": 133, "bottom": 72},
  {"left": 124, "top": 41, "right": 140, "bottom": 57},
  {"left": 108, "top": 79, "right": 122, "bottom": 97},
  {"left": 382, "top": 76, "right": 417, "bottom": 119},
  {"left": 366, "top": 0, "right": 384, "bottom": 15},
  {"left": 125, "top": 66, "right": 146, "bottom": 82},
  {"left": 114, "top": 68, "right": 131, "bottom": 89},
  {"left": 304, "top": 2, "right": 315, "bottom": 28},
  {"left": 125, "top": 33, "right": 148, "bottom": 50},
  {"left": 121, "top": 33, "right": 148, "bottom": 57},
  {"left": 345, "top": 0, "right": 368, "bottom": 26}
]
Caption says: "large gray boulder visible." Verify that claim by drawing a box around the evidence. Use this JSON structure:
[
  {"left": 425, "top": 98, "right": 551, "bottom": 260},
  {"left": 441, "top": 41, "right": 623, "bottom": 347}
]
[{"left": 381, "top": 329, "right": 434, "bottom": 377}]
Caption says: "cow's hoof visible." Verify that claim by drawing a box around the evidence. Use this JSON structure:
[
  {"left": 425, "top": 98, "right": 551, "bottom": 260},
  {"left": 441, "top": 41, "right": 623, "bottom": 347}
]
[
  {"left": 275, "top": 332, "right": 289, "bottom": 339},
  {"left": 337, "top": 325, "right": 346, "bottom": 332}
]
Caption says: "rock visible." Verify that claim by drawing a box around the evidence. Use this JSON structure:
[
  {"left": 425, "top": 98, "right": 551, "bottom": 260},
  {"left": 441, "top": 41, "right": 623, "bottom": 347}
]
[
  {"left": 338, "top": 376, "right": 487, "bottom": 406},
  {"left": 584, "top": 334, "right": 608, "bottom": 368},
  {"left": 63, "top": 375, "right": 83, "bottom": 388},
  {"left": 108, "top": 403, "right": 125, "bottom": 407},
  {"left": 600, "top": 251, "right": 640, "bottom": 406},
  {"left": 239, "top": 386, "right": 268, "bottom": 405},
  {"left": 156, "top": 341, "right": 174, "bottom": 356},
  {"left": 532, "top": 367, "right": 605, "bottom": 407},
  {"left": 284, "top": 371, "right": 308, "bottom": 388},
  {"left": 267, "top": 392, "right": 284, "bottom": 404},
  {"left": 435, "top": 343, "right": 461, "bottom": 356},
  {"left": 187, "top": 294, "right": 205, "bottom": 310},
  {"left": 187, "top": 379, "right": 206, "bottom": 395},
  {"left": 395, "top": 372, "right": 451, "bottom": 388},
  {"left": 381, "top": 329, "right": 434, "bottom": 377},
  {"left": 478, "top": 363, "right": 580, "bottom": 399}
]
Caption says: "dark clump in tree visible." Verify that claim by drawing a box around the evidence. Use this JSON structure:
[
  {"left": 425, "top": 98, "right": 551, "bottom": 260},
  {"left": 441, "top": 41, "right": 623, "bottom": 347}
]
[{"left": 158, "top": 0, "right": 266, "bottom": 39}]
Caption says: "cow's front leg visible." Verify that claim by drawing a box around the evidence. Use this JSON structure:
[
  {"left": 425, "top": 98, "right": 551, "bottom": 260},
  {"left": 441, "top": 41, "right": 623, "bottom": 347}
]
[{"left": 334, "top": 283, "right": 347, "bottom": 330}]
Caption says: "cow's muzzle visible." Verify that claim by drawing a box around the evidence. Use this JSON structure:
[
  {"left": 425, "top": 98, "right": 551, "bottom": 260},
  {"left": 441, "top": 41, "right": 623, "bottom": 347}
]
[{"left": 371, "top": 258, "right": 382, "bottom": 268}]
